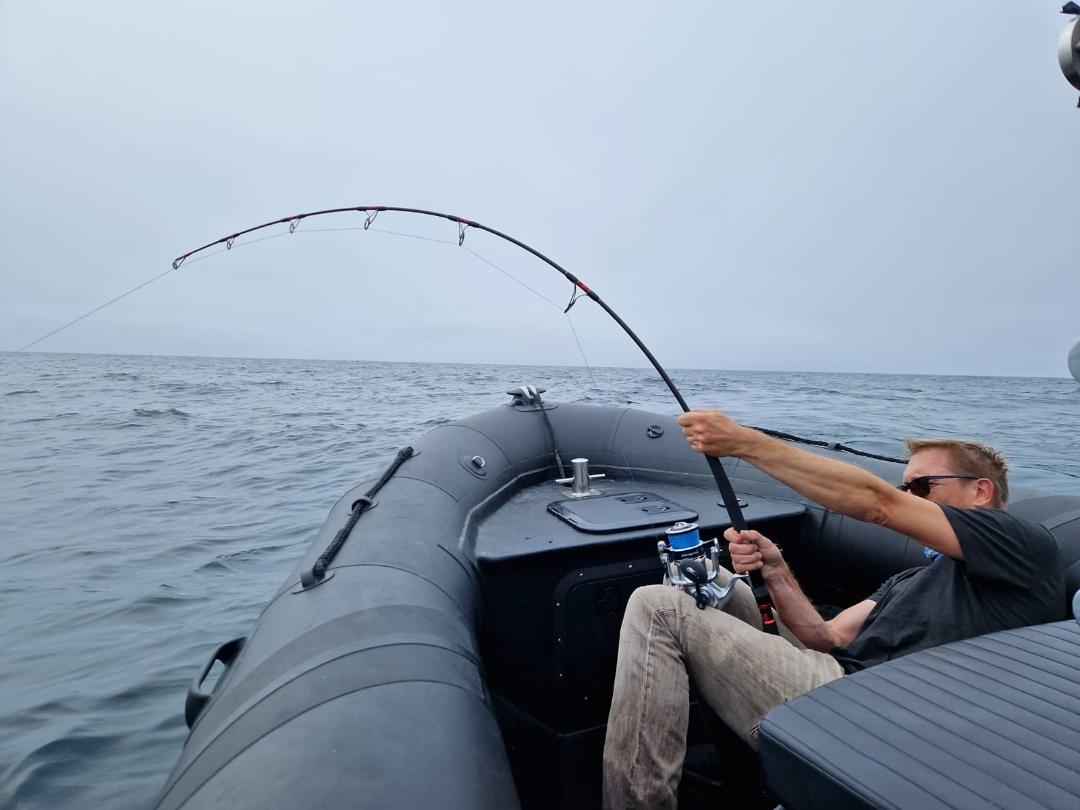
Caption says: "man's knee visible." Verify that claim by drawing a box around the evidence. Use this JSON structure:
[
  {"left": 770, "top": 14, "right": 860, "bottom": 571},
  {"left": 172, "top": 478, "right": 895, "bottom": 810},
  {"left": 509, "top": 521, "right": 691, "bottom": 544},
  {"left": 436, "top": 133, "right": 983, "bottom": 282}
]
[{"left": 624, "top": 584, "right": 689, "bottom": 625}]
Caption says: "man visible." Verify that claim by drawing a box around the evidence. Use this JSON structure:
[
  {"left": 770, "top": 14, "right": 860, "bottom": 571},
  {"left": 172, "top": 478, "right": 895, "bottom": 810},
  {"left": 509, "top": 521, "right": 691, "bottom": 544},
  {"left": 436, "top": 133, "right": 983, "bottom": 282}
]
[{"left": 602, "top": 408, "right": 1066, "bottom": 810}]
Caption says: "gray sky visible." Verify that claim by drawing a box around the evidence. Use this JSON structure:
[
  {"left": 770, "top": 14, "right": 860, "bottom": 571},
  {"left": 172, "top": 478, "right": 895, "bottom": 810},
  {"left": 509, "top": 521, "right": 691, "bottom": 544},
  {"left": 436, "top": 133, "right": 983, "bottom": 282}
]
[{"left": 2, "top": 1, "right": 1078, "bottom": 376}]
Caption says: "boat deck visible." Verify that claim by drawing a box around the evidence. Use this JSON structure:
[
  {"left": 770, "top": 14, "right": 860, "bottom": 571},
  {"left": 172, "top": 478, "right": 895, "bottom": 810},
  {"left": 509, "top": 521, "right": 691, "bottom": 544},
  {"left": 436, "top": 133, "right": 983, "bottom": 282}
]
[{"left": 474, "top": 475, "right": 806, "bottom": 561}]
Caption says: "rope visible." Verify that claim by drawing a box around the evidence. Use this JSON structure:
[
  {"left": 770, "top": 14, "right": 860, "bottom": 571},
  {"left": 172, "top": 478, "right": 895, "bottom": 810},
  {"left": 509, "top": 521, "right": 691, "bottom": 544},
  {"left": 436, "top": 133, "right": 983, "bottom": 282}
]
[
  {"left": 530, "top": 387, "right": 567, "bottom": 479},
  {"left": 300, "top": 446, "right": 415, "bottom": 588},
  {"left": 748, "top": 426, "right": 905, "bottom": 465}
]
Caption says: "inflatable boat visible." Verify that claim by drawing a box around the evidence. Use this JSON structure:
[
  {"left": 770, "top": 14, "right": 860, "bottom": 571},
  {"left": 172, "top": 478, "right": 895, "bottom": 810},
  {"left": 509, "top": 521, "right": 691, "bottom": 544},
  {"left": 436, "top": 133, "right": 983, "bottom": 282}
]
[{"left": 153, "top": 390, "right": 1080, "bottom": 809}]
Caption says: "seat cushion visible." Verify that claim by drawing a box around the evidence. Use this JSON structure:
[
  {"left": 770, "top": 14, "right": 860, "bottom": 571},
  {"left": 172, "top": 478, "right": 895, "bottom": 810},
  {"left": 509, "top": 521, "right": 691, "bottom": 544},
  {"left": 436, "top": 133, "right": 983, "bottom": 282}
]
[{"left": 759, "top": 621, "right": 1080, "bottom": 810}]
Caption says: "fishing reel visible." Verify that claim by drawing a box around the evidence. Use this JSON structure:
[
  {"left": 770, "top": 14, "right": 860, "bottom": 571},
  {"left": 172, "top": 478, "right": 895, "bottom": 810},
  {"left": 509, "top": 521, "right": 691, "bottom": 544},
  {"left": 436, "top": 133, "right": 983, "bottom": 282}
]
[{"left": 658, "top": 521, "right": 748, "bottom": 611}]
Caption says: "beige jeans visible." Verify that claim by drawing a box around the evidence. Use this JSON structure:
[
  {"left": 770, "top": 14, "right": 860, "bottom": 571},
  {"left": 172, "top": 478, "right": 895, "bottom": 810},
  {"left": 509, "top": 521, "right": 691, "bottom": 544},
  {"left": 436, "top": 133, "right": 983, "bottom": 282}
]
[{"left": 602, "top": 570, "right": 844, "bottom": 810}]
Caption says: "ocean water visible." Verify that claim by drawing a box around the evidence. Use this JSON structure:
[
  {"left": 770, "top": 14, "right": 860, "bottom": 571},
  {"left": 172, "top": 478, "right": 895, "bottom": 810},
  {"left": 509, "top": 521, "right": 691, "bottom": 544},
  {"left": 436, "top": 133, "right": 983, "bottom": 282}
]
[{"left": 2, "top": 352, "right": 1078, "bottom": 809}]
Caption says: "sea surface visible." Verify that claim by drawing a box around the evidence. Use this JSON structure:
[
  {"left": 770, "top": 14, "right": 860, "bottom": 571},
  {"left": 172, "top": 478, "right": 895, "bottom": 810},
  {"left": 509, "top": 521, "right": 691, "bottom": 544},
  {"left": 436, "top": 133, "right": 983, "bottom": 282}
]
[{"left": 2, "top": 352, "right": 1079, "bottom": 809}]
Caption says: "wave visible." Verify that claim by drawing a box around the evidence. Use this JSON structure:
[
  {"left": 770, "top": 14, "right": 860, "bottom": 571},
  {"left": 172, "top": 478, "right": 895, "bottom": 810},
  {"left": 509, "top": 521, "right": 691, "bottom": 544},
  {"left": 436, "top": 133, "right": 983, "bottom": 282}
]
[
  {"left": 18, "top": 413, "right": 78, "bottom": 423},
  {"left": 4, "top": 732, "right": 125, "bottom": 809},
  {"left": 154, "top": 382, "right": 225, "bottom": 396},
  {"left": 196, "top": 559, "right": 236, "bottom": 574},
  {"left": 419, "top": 417, "right": 452, "bottom": 427},
  {"left": 132, "top": 408, "right": 191, "bottom": 419},
  {"left": 6, "top": 389, "right": 38, "bottom": 395}
]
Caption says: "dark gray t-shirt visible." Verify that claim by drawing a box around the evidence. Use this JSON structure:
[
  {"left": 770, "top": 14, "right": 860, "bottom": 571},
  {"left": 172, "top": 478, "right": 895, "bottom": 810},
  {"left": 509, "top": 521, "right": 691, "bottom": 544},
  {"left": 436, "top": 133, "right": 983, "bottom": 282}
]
[{"left": 832, "top": 506, "right": 1066, "bottom": 674}]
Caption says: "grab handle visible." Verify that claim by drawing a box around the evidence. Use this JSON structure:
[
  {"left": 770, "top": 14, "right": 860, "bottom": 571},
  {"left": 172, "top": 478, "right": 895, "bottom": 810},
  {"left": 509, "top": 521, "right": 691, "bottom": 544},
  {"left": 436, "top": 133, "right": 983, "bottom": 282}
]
[{"left": 185, "top": 637, "right": 246, "bottom": 728}]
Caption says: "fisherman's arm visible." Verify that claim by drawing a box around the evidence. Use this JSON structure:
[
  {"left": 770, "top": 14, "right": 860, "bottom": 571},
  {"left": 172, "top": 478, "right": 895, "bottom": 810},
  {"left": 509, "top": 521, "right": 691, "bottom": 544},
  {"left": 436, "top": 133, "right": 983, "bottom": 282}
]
[
  {"left": 727, "top": 528, "right": 873, "bottom": 651},
  {"left": 681, "top": 410, "right": 963, "bottom": 559}
]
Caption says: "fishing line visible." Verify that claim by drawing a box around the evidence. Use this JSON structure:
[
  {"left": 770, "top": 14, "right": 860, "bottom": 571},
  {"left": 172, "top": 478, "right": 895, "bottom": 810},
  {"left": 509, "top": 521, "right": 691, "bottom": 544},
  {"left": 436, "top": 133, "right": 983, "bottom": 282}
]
[
  {"left": 367, "top": 226, "right": 457, "bottom": 246},
  {"left": 294, "top": 222, "right": 567, "bottom": 311},
  {"left": 188, "top": 230, "right": 293, "bottom": 263},
  {"left": 313, "top": 223, "right": 569, "bottom": 312},
  {"left": 5, "top": 223, "right": 560, "bottom": 356},
  {"left": 454, "top": 243, "right": 609, "bottom": 411},
  {"left": 456, "top": 246, "right": 611, "bottom": 447},
  {"left": 3, "top": 230, "right": 297, "bottom": 357},
  {"left": 461, "top": 245, "right": 564, "bottom": 311},
  {"left": 182, "top": 246, "right": 228, "bottom": 265},
  {"left": 474, "top": 256, "right": 652, "bottom": 517},
  {"left": 8, "top": 264, "right": 182, "bottom": 355},
  {"left": 457, "top": 242, "right": 603, "bottom": 402},
  {"left": 296, "top": 224, "right": 461, "bottom": 247},
  {"left": 562, "top": 313, "right": 649, "bottom": 491}
]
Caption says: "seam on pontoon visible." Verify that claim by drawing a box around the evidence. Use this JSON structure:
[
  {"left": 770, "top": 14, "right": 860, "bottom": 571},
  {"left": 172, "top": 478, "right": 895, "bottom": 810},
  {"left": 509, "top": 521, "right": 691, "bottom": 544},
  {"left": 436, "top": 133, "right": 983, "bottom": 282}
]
[
  {"left": 267, "top": 561, "right": 466, "bottom": 617},
  {"left": 160, "top": 678, "right": 488, "bottom": 810},
  {"left": 163, "top": 642, "right": 483, "bottom": 805}
]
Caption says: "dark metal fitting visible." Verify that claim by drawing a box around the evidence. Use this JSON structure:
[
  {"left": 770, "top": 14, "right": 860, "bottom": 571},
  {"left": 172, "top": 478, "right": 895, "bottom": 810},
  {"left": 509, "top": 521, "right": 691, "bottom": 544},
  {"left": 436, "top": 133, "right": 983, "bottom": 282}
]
[{"left": 350, "top": 495, "right": 374, "bottom": 512}]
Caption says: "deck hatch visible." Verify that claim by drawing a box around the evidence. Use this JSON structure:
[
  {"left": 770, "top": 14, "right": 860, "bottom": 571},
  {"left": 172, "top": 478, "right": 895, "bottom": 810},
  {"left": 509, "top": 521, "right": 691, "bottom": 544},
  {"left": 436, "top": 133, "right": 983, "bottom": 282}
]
[{"left": 547, "top": 491, "right": 698, "bottom": 533}]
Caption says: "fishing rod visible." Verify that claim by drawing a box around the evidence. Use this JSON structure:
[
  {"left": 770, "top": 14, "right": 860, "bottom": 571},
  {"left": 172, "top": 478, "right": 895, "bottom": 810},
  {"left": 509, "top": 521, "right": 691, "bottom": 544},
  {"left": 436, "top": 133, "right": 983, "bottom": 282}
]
[{"left": 174, "top": 204, "right": 780, "bottom": 632}]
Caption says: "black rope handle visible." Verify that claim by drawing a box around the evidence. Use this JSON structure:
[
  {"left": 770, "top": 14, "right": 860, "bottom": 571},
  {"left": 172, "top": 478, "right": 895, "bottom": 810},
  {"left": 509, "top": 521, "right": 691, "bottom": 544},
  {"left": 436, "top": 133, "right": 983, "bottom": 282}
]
[
  {"left": 531, "top": 388, "right": 567, "bottom": 479},
  {"left": 748, "top": 426, "right": 905, "bottom": 465},
  {"left": 300, "top": 446, "right": 415, "bottom": 588}
]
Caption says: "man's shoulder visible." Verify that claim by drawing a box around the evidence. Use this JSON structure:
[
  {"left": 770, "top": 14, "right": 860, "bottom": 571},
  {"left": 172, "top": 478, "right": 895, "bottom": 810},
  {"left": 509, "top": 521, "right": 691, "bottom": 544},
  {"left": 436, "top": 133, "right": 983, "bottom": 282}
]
[
  {"left": 941, "top": 504, "right": 1044, "bottom": 533},
  {"left": 941, "top": 505, "right": 1059, "bottom": 555}
]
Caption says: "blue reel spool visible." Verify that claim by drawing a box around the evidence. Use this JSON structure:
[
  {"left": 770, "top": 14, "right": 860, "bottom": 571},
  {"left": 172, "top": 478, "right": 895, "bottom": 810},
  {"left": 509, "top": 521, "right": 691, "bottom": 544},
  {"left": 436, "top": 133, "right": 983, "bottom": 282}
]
[{"left": 665, "top": 521, "right": 702, "bottom": 551}]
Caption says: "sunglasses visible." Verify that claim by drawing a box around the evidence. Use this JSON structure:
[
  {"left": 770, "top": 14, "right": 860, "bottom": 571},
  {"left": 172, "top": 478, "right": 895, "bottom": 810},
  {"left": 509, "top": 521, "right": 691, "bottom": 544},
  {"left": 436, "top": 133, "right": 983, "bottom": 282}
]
[{"left": 896, "top": 475, "right": 978, "bottom": 497}]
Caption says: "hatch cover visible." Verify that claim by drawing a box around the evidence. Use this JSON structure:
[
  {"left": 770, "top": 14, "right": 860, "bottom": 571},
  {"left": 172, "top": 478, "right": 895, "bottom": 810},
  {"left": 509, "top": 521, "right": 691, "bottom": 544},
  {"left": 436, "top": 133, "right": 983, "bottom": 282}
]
[{"left": 547, "top": 492, "right": 698, "bottom": 533}]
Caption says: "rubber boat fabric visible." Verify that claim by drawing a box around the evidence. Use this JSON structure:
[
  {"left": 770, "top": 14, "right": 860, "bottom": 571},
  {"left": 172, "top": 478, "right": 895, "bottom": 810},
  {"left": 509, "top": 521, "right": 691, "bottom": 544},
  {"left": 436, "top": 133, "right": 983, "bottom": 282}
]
[{"left": 153, "top": 396, "right": 1080, "bottom": 810}]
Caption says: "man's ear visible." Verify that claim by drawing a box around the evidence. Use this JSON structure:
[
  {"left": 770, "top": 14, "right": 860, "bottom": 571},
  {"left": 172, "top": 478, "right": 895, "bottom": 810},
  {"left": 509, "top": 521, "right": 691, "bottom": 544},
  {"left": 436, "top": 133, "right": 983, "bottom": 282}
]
[{"left": 974, "top": 478, "right": 996, "bottom": 508}]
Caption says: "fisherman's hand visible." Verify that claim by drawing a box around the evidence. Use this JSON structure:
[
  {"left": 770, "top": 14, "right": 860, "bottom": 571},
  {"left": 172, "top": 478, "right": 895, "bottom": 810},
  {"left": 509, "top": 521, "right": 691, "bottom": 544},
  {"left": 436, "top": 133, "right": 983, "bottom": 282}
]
[
  {"left": 677, "top": 409, "right": 754, "bottom": 458},
  {"left": 725, "top": 528, "right": 785, "bottom": 578}
]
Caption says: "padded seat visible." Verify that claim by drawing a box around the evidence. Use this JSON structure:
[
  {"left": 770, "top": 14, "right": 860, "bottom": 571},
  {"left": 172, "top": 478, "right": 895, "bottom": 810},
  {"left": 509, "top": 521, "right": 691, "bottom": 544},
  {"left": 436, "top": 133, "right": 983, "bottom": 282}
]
[{"left": 759, "top": 620, "right": 1080, "bottom": 810}]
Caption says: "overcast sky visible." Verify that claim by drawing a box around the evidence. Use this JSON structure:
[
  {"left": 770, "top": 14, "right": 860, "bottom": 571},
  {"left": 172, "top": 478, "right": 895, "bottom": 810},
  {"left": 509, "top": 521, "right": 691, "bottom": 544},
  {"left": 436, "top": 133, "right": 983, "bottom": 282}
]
[{"left": 2, "top": 1, "right": 1078, "bottom": 377}]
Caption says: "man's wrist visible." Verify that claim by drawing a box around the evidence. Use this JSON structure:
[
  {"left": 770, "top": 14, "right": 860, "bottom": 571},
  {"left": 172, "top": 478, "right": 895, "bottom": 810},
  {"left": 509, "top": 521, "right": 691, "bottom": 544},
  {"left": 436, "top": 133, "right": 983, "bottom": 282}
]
[
  {"left": 730, "top": 427, "right": 756, "bottom": 460},
  {"left": 734, "top": 425, "right": 770, "bottom": 462},
  {"left": 761, "top": 560, "right": 791, "bottom": 586}
]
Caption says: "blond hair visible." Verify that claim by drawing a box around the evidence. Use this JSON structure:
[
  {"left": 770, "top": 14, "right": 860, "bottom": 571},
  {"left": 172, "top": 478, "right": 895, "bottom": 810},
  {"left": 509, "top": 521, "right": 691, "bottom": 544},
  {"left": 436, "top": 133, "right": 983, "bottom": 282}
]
[{"left": 904, "top": 438, "right": 1009, "bottom": 507}]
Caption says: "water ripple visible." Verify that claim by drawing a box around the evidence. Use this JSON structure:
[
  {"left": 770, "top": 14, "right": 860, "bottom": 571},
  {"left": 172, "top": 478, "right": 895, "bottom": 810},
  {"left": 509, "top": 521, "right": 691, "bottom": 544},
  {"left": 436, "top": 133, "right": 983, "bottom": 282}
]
[{"left": 133, "top": 407, "right": 192, "bottom": 419}]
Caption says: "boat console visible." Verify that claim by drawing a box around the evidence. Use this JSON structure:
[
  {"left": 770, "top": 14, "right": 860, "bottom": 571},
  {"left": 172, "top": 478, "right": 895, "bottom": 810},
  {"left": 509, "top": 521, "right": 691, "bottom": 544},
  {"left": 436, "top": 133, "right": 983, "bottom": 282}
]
[
  {"left": 475, "top": 479, "right": 807, "bottom": 719},
  {"left": 475, "top": 474, "right": 809, "bottom": 807}
]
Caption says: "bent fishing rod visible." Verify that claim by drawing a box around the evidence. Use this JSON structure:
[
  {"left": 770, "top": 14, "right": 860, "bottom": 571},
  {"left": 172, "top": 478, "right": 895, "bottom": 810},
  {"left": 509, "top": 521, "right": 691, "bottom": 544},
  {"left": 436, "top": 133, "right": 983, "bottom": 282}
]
[{"left": 173, "top": 204, "right": 780, "bottom": 633}]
